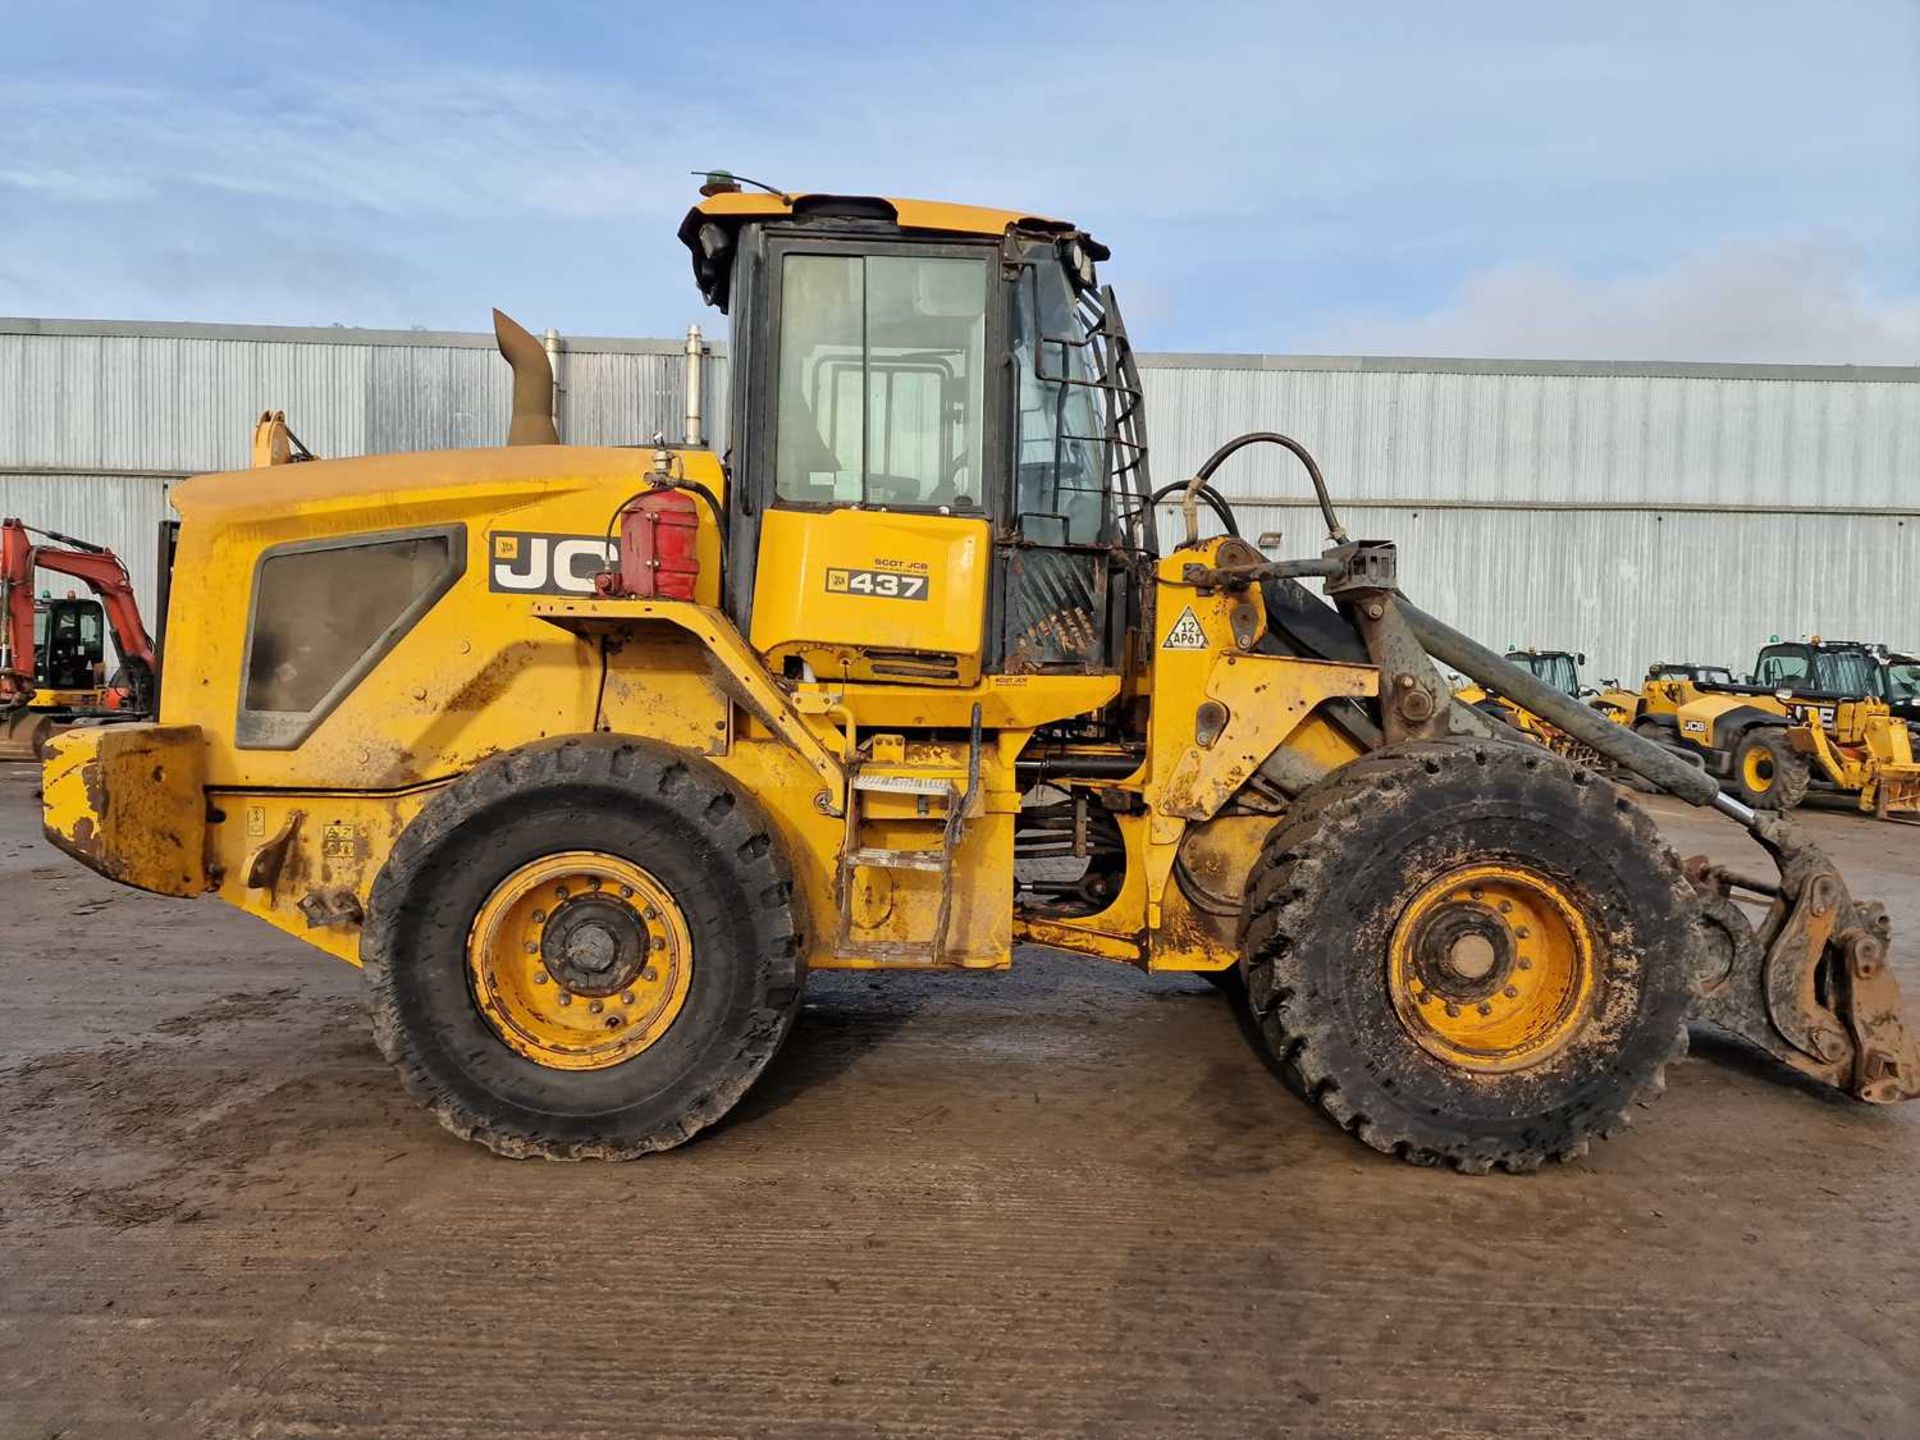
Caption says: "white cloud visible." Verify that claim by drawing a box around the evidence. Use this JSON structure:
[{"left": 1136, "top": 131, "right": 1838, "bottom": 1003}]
[{"left": 1295, "top": 236, "right": 1920, "bottom": 365}]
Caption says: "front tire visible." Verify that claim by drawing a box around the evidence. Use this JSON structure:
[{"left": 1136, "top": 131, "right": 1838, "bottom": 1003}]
[
  {"left": 1731, "top": 728, "right": 1809, "bottom": 810},
  {"left": 362, "top": 736, "right": 805, "bottom": 1159},
  {"left": 1241, "top": 740, "right": 1694, "bottom": 1173}
]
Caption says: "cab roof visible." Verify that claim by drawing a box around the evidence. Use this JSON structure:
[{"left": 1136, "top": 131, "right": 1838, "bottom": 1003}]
[
  {"left": 678, "top": 188, "right": 1102, "bottom": 311},
  {"left": 686, "top": 188, "right": 1077, "bottom": 239}
]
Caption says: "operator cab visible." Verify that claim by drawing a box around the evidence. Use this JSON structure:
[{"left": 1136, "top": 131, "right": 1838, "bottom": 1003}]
[
  {"left": 35, "top": 595, "right": 105, "bottom": 692},
  {"left": 679, "top": 182, "right": 1154, "bottom": 688},
  {"left": 1504, "top": 649, "right": 1584, "bottom": 698},
  {"left": 1753, "top": 641, "right": 1879, "bottom": 698},
  {"left": 1879, "top": 653, "right": 1919, "bottom": 722},
  {"left": 1647, "top": 662, "right": 1734, "bottom": 688}
]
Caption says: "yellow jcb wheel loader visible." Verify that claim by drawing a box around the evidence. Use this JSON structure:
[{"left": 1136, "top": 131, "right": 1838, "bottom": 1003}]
[{"left": 38, "top": 182, "right": 1920, "bottom": 1172}]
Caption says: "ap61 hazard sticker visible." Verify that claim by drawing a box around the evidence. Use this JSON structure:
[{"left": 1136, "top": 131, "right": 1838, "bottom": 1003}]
[
  {"left": 1162, "top": 606, "right": 1209, "bottom": 649},
  {"left": 826, "top": 566, "right": 929, "bottom": 601}
]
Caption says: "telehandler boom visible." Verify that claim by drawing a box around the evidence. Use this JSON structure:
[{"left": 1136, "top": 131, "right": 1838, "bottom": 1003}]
[{"left": 39, "top": 182, "right": 1920, "bottom": 1171}]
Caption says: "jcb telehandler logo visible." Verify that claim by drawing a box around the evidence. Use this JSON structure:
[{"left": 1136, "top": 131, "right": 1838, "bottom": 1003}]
[{"left": 489, "top": 531, "right": 615, "bottom": 595}]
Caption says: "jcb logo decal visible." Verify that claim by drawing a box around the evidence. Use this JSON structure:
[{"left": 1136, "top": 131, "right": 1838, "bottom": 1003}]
[
  {"left": 826, "top": 566, "right": 929, "bottom": 601},
  {"left": 489, "top": 531, "right": 615, "bottom": 595}
]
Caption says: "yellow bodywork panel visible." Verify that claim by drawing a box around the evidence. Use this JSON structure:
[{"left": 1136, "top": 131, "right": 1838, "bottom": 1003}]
[
  {"left": 42, "top": 724, "right": 209, "bottom": 896},
  {"left": 1156, "top": 652, "right": 1377, "bottom": 821},
  {"left": 162, "top": 445, "right": 727, "bottom": 792},
  {"left": 204, "top": 788, "right": 435, "bottom": 964},
  {"left": 749, "top": 508, "right": 990, "bottom": 684},
  {"left": 532, "top": 597, "right": 848, "bottom": 813}
]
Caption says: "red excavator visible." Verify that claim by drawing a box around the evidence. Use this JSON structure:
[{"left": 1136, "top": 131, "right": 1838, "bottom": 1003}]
[{"left": 0, "top": 518, "right": 157, "bottom": 761}]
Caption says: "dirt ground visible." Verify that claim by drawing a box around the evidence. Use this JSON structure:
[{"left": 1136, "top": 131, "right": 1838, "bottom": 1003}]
[{"left": 1, "top": 765, "right": 1916, "bottom": 1440}]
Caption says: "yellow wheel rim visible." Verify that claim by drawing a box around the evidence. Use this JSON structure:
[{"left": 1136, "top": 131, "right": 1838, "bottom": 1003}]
[
  {"left": 1741, "top": 746, "right": 1775, "bottom": 792},
  {"left": 1387, "top": 863, "right": 1597, "bottom": 1074},
  {"left": 466, "top": 851, "right": 693, "bottom": 1071}
]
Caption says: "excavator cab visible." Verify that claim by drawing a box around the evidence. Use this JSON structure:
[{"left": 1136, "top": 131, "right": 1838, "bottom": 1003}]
[{"left": 35, "top": 596, "right": 106, "bottom": 693}]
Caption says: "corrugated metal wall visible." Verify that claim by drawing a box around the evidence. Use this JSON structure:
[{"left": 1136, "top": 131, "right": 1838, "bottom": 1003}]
[
  {"left": 1137, "top": 355, "right": 1920, "bottom": 681},
  {"left": 0, "top": 473, "right": 174, "bottom": 619},
  {"left": 1175, "top": 503, "right": 1920, "bottom": 687},
  {"left": 2, "top": 318, "right": 1913, "bottom": 684}
]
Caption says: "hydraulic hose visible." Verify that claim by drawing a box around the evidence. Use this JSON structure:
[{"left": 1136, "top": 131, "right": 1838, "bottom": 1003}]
[
  {"left": 1148, "top": 479, "right": 1238, "bottom": 539},
  {"left": 1180, "top": 433, "right": 1349, "bottom": 547}
]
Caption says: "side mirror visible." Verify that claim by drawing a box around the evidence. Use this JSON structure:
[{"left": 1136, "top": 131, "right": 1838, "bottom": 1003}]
[{"left": 1577, "top": 652, "right": 1587, "bottom": 666}]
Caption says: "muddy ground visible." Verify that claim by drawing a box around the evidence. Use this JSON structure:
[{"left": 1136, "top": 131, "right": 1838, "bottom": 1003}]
[{"left": 1, "top": 764, "right": 1916, "bottom": 1439}]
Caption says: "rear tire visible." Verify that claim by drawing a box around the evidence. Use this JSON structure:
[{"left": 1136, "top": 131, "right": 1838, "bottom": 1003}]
[
  {"left": 1731, "top": 728, "right": 1809, "bottom": 810},
  {"left": 362, "top": 735, "right": 805, "bottom": 1159},
  {"left": 1241, "top": 739, "right": 1694, "bottom": 1173}
]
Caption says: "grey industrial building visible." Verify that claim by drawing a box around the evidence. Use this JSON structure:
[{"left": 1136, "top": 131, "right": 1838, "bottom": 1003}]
[{"left": 3, "top": 316, "right": 1915, "bottom": 687}]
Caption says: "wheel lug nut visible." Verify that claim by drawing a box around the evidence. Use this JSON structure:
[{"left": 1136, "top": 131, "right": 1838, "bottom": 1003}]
[
  {"left": 621, "top": 991, "right": 635, "bottom": 1005},
  {"left": 650, "top": 937, "right": 665, "bottom": 951},
  {"left": 1445, "top": 1003, "right": 1461, "bottom": 1018},
  {"left": 1503, "top": 985, "right": 1519, "bottom": 998},
  {"left": 524, "top": 941, "right": 538, "bottom": 954},
  {"left": 534, "top": 971, "right": 549, "bottom": 985},
  {"left": 530, "top": 909, "right": 546, "bottom": 924},
  {"left": 1515, "top": 926, "right": 1530, "bottom": 939},
  {"left": 558, "top": 991, "right": 573, "bottom": 1006},
  {"left": 1497, "top": 900, "right": 1512, "bottom": 914},
  {"left": 642, "top": 967, "right": 658, "bottom": 983},
  {"left": 1476, "top": 1002, "right": 1493, "bottom": 1016},
  {"left": 590, "top": 1000, "right": 604, "bottom": 1014},
  {"left": 643, "top": 906, "right": 659, "bottom": 921},
  {"left": 1469, "top": 887, "right": 1483, "bottom": 900},
  {"left": 620, "top": 886, "right": 634, "bottom": 899},
  {"left": 555, "top": 885, "right": 569, "bottom": 899},
  {"left": 588, "top": 877, "right": 602, "bottom": 890},
  {"left": 1517, "top": 958, "right": 1532, "bottom": 971}
]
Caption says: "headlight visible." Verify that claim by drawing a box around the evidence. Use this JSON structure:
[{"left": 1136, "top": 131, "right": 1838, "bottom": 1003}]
[{"left": 1062, "top": 237, "right": 1097, "bottom": 292}]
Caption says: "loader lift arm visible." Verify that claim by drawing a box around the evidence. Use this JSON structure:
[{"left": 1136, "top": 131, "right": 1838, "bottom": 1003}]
[{"left": 1, "top": 518, "right": 157, "bottom": 709}]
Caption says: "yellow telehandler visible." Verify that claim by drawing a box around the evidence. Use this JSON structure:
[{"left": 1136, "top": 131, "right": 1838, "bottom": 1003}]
[
  {"left": 38, "top": 180, "right": 1920, "bottom": 1171},
  {"left": 1612, "top": 643, "right": 1920, "bottom": 817}
]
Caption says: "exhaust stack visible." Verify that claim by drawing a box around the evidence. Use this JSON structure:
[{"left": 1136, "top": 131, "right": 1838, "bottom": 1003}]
[
  {"left": 684, "top": 323, "right": 705, "bottom": 447},
  {"left": 493, "top": 309, "right": 560, "bottom": 446}
]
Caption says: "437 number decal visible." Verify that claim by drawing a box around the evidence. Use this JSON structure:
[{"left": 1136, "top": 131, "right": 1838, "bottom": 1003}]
[{"left": 826, "top": 566, "right": 930, "bottom": 601}]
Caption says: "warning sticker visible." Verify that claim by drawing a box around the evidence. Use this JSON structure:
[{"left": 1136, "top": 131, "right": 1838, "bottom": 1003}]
[
  {"left": 1162, "top": 606, "right": 1210, "bottom": 650},
  {"left": 321, "top": 823, "right": 362, "bottom": 860}
]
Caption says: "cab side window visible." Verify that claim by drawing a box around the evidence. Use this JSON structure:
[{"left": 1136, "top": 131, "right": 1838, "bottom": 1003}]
[
  {"left": 775, "top": 253, "right": 987, "bottom": 510},
  {"left": 1756, "top": 650, "right": 1808, "bottom": 686}
]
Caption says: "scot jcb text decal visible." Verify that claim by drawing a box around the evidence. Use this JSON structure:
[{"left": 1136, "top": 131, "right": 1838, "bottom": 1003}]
[
  {"left": 489, "top": 531, "right": 616, "bottom": 595},
  {"left": 825, "top": 562, "right": 930, "bottom": 601}
]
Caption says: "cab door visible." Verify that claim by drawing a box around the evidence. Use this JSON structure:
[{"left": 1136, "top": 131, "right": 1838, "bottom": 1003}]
[{"left": 744, "top": 239, "right": 998, "bottom": 686}]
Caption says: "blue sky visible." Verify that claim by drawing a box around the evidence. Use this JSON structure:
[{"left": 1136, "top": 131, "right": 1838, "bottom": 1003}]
[{"left": 3, "top": 1, "right": 1915, "bottom": 360}]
